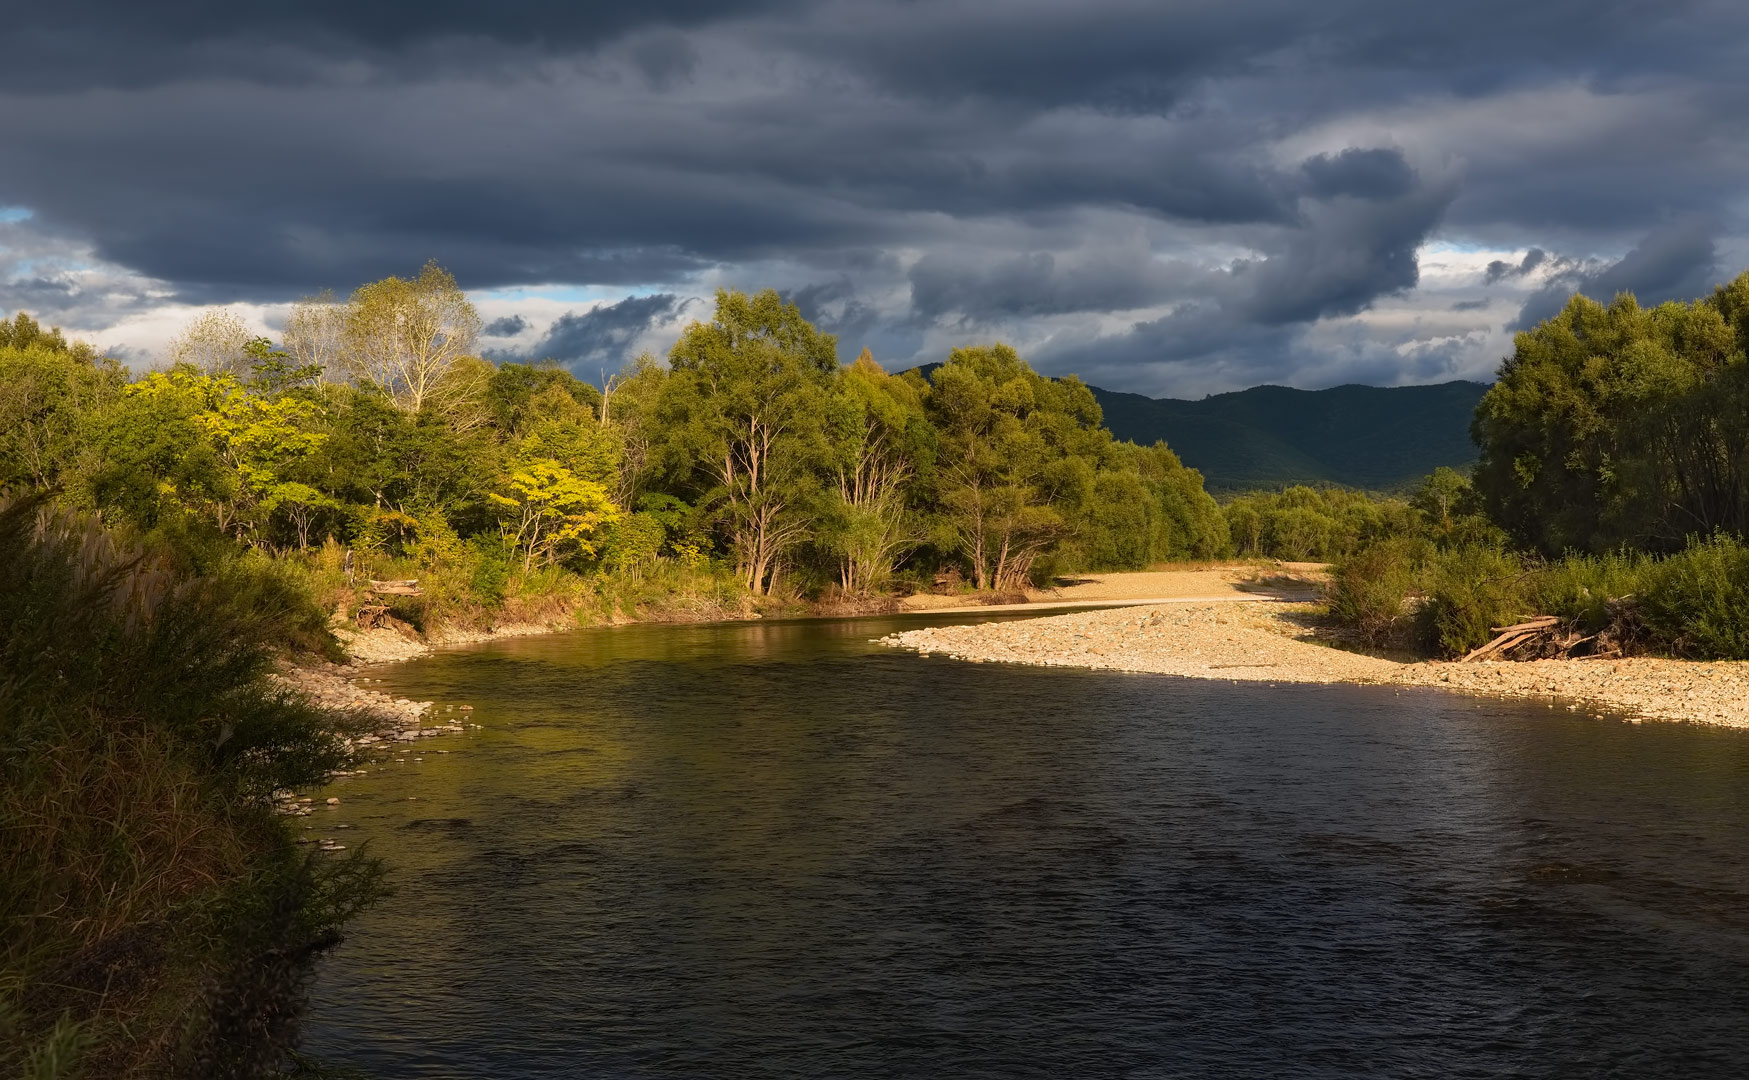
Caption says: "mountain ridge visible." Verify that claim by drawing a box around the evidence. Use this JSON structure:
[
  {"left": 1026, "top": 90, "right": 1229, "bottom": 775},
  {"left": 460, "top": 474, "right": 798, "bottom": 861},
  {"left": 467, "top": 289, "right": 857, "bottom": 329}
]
[
  {"left": 1089, "top": 380, "right": 1490, "bottom": 492},
  {"left": 906, "top": 363, "right": 1488, "bottom": 491}
]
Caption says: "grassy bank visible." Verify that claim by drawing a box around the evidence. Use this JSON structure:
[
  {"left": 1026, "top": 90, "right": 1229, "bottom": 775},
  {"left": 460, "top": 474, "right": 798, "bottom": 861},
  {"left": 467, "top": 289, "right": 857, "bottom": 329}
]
[{"left": 0, "top": 496, "right": 385, "bottom": 1078}]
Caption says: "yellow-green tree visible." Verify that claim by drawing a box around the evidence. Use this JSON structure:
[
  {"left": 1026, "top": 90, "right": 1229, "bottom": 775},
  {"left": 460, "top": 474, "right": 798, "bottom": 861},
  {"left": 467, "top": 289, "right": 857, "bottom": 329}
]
[
  {"left": 489, "top": 459, "right": 620, "bottom": 573},
  {"left": 124, "top": 370, "right": 327, "bottom": 542}
]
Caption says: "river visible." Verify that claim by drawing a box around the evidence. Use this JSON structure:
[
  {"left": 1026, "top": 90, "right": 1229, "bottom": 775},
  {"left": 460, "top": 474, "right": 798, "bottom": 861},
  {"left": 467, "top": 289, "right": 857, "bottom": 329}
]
[{"left": 301, "top": 613, "right": 1749, "bottom": 1078}]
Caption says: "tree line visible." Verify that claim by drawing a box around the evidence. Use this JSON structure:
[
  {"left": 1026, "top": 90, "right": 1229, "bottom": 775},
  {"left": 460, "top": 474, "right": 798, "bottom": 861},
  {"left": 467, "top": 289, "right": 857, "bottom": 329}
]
[{"left": 0, "top": 265, "right": 1230, "bottom": 623}]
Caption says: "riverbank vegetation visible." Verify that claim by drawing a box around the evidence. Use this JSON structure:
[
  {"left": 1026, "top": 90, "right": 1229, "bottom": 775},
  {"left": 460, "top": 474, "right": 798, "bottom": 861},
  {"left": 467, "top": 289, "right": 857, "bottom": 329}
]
[
  {"left": 0, "top": 494, "right": 384, "bottom": 1077},
  {"left": 1322, "top": 274, "right": 1749, "bottom": 660},
  {"left": 8, "top": 266, "right": 1749, "bottom": 661}
]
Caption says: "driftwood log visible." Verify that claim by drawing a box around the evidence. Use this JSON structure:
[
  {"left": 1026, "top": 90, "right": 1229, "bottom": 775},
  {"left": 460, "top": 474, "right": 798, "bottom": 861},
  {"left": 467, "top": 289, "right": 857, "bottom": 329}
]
[
  {"left": 368, "top": 579, "right": 423, "bottom": 597},
  {"left": 1457, "top": 615, "right": 1614, "bottom": 662},
  {"left": 355, "top": 603, "right": 390, "bottom": 629}
]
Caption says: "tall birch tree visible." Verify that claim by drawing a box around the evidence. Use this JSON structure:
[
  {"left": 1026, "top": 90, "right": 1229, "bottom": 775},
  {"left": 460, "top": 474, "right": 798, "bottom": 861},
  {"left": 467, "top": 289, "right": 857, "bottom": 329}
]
[
  {"left": 663, "top": 289, "right": 836, "bottom": 595},
  {"left": 342, "top": 262, "right": 481, "bottom": 413}
]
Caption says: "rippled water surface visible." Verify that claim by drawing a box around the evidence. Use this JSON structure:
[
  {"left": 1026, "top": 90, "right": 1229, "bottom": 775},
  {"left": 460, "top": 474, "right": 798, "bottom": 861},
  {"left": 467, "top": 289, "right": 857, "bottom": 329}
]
[{"left": 302, "top": 614, "right": 1749, "bottom": 1078}]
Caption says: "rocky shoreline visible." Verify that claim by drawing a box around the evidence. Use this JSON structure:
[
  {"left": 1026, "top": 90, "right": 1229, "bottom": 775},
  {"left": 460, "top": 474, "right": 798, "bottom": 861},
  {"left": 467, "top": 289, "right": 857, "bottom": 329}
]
[
  {"left": 880, "top": 601, "right": 1749, "bottom": 728},
  {"left": 270, "top": 657, "right": 480, "bottom": 841}
]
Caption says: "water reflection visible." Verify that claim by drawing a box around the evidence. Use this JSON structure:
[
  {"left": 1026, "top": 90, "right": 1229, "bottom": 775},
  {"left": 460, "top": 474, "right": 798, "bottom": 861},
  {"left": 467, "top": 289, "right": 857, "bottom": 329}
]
[{"left": 305, "top": 615, "right": 1749, "bottom": 1078}]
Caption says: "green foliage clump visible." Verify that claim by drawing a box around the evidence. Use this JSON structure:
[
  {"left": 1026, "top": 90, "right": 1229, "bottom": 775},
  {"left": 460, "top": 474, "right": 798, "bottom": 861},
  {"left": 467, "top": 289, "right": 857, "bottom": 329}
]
[
  {"left": 1473, "top": 277, "right": 1749, "bottom": 555},
  {"left": 1521, "top": 550, "right": 1648, "bottom": 636},
  {"left": 1327, "top": 536, "right": 1431, "bottom": 647},
  {"left": 1223, "top": 485, "right": 1421, "bottom": 561},
  {"left": 1330, "top": 525, "right": 1749, "bottom": 661},
  {"left": 1413, "top": 544, "right": 1530, "bottom": 657}
]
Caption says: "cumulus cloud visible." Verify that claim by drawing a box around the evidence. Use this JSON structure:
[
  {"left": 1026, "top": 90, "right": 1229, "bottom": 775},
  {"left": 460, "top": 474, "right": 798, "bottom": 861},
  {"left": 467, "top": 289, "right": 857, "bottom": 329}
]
[
  {"left": 1485, "top": 248, "right": 1546, "bottom": 284},
  {"left": 483, "top": 314, "right": 529, "bottom": 337}
]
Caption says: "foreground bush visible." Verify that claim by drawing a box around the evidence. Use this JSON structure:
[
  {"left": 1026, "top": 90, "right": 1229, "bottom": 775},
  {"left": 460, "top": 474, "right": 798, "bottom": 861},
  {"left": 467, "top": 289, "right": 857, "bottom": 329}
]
[
  {"left": 1414, "top": 544, "right": 1529, "bottom": 656},
  {"left": 0, "top": 495, "right": 385, "bottom": 1078}
]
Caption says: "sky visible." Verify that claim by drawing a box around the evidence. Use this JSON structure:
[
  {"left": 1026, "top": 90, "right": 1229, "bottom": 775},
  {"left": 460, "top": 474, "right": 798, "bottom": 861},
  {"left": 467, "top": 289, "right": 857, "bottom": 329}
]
[{"left": 3, "top": 0, "right": 1748, "bottom": 398}]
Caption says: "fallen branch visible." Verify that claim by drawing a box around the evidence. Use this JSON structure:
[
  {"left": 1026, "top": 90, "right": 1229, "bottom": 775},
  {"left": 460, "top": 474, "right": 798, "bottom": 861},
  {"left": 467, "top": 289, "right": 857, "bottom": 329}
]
[
  {"left": 1559, "top": 633, "right": 1598, "bottom": 657},
  {"left": 368, "top": 579, "right": 423, "bottom": 597},
  {"left": 1490, "top": 616, "right": 1560, "bottom": 635}
]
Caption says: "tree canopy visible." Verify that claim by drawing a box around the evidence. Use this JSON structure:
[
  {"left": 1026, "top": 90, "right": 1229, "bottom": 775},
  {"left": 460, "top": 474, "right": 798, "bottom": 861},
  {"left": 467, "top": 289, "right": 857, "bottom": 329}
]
[{"left": 1473, "top": 274, "right": 1749, "bottom": 554}]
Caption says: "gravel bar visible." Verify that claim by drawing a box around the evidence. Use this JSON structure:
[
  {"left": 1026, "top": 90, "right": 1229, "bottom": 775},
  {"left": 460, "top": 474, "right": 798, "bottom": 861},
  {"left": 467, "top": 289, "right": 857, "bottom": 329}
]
[{"left": 880, "top": 601, "right": 1749, "bottom": 728}]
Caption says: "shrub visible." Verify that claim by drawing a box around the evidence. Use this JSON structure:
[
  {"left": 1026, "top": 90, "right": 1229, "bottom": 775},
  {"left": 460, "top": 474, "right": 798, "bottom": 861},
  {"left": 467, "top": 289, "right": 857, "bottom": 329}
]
[
  {"left": 1640, "top": 535, "right": 1749, "bottom": 659},
  {"left": 1524, "top": 550, "right": 1648, "bottom": 635},
  {"left": 1415, "top": 544, "right": 1531, "bottom": 657},
  {"left": 0, "top": 494, "right": 385, "bottom": 1077},
  {"left": 1328, "top": 537, "right": 1430, "bottom": 646},
  {"left": 1223, "top": 485, "right": 1420, "bottom": 561},
  {"left": 467, "top": 534, "right": 515, "bottom": 605}
]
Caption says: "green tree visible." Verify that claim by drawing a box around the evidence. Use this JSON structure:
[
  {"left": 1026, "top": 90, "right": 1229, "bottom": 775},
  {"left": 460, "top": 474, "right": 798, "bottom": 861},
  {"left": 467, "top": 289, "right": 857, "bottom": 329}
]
[
  {"left": 0, "top": 311, "right": 97, "bottom": 360},
  {"left": 485, "top": 361, "right": 603, "bottom": 435},
  {"left": 1473, "top": 284, "right": 1749, "bottom": 554},
  {"left": 822, "top": 349, "right": 932, "bottom": 595},
  {"left": 121, "top": 370, "right": 329, "bottom": 543},
  {"left": 662, "top": 289, "right": 837, "bottom": 594},
  {"left": 926, "top": 344, "right": 1101, "bottom": 590},
  {"left": 0, "top": 337, "right": 121, "bottom": 489}
]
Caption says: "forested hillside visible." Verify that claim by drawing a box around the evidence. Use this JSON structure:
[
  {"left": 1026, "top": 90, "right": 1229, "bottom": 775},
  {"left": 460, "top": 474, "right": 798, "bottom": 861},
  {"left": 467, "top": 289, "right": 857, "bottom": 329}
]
[{"left": 1091, "top": 381, "right": 1489, "bottom": 492}]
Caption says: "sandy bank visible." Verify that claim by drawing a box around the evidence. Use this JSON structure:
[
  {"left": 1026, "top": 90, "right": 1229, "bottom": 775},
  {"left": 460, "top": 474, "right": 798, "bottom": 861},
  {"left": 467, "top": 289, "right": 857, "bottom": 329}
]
[
  {"left": 899, "top": 565, "right": 1322, "bottom": 612},
  {"left": 880, "top": 601, "right": 1749, "bottom": 729}
]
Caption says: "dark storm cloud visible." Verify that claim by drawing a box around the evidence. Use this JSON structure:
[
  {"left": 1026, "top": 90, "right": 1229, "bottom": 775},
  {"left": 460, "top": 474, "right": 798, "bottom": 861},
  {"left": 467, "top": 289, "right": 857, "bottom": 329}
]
[
  {"left": 1512, "top": 219, "right": 1720, "bottom": 329},
  {"left": 1242, "top": 173, "right": 1454, "bottom": 325},
  {"left": 1, "top": 1, "right": 791, "bottom": 90},
  {"left": 785, "top": 279, "right": 882, "bottom": 346},
  {"left": 483, "top": 315, "right": 529, "bottom": 337},
  {"left": 1485, "top": 248, "right": 1546, "bottom": 284},
  {"left": 908, "top": 249, "right": 1197, "bottom": 321},
  {"left": 1300, "top": 149, "right": 1416, "bottom": 201},
  {"left": 907, "top": 148, "right": 1442, "bottom": 325},
  {"left": 3, "top": 0, "right": 1749, "bottom": 391},
  {"left": 1032, "top": 161, "right": 1454, "bottom": 388},
  {"left": 500, "top": 294, "right": 680, "bottom": 372}
]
